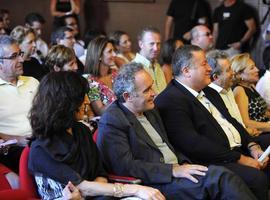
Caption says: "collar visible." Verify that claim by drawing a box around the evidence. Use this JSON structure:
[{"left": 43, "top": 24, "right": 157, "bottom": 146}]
[
  {"left": 135, "top": 53, "right": 156, "bottom": 68},
  {"left": 209, "top": 82, "right": 227, "bottom": 94},
  {"left": 0, "top": 76, "right": 24, "bottom": 87},
  {"left": 174, "top": 78, "right": 199, "bottom": 98}
]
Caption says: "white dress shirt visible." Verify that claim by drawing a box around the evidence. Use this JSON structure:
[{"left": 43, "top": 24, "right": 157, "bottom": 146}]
[
  {"left": 176, "top": 79, "right": 242, "bottom": 148},
  {"left": 209, "top": 83, "right": 245, "bottom": 127}
]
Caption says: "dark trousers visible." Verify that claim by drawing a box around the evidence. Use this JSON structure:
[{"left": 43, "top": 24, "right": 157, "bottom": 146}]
[
  {"left": 149, "top": 165, "right": 256, "bottom": 200},
  {"left": 223, "top": 163, "right": 269, "bottom": 200},
  {"left": 0, "top": 146, "right": 24, "bottom": 173}
]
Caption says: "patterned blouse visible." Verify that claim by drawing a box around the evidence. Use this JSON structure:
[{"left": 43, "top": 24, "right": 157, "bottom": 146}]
[
  {"left": 240, "top": 85, "right": 269, "bottom": 122},
  {"left": 83, "top": 72, "right": 117, "bottom": 106}
]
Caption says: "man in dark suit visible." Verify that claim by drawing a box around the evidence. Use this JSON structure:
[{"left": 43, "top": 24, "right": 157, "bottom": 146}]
[
  {"left": 155, "top": 45, "right": 269, "bottom": 200},
  {"left": 97, "top": 62, "right": 257, "bottom": 199}
]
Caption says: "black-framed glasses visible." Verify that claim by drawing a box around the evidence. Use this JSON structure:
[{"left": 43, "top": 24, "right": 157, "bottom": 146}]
[{"left": 0, "top": 51, "right": 24, "bottom": 60}]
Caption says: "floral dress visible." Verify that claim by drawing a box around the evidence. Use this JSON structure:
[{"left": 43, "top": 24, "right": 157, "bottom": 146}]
[{"left": 83, "top": 72, "right": 117, "bottom": 106}]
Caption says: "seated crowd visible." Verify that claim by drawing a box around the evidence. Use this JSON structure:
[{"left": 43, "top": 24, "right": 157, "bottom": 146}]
[{"left": 2, "top": 4, "right": 270, "bottom": 199}]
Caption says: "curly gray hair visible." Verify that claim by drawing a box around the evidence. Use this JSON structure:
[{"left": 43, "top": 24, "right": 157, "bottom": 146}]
[{"left": 113, "top": 62, "right": 144, "bottom": 101}]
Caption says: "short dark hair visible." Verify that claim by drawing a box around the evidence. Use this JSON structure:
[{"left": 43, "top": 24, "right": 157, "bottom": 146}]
[
  {"left": 137, "top": 26, "right": 160, "bottom": 41},
  {"left": 206, "top": 50, "right": 229, "bottom": 80},
  {"left": 51, "top": 26, "right": 73, "bottom": 45},
  {"left": 25, "top": 12, "right": 45, "bottom": 25},
  {"left": 109, "top": 30, "right": 127, "bottom": 46},
  {"left": 263, "top": 46, "right": 270, "bottom": 70},
  {"left": 29, "top": 71, "right": 89, "bottom": 139},
  {"left": 172, "top": 45, "right": 202, "bottom": 76}
]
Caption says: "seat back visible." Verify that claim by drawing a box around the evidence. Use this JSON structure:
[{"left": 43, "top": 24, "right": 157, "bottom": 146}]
[{"left": 19, "top": 146, "right": 39, "bottom": 198}]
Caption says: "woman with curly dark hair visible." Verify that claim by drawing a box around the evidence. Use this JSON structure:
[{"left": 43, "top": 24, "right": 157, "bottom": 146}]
[{"left": 28, "top": 71, "right": 164, "bottom": 200}]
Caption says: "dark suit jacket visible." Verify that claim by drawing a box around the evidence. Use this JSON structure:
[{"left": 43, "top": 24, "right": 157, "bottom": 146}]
[
  {"left": 97, "top": 100, "right": 189, "bottom": 184},
  {"left": 155, "top": 80, "right": 253, "bottom": 165}
]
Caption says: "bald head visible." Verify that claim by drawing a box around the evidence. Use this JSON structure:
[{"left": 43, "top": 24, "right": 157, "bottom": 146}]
[{"left": 191, "top": 25, "right": 213, "bottom": 51}]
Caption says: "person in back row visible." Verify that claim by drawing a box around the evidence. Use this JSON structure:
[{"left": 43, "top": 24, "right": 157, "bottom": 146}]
[
  {"left": 133, "top": 27, "right": 166, "bottom": 94},
  {"left": 97, "top": 62, "right": 257, "bottom": 200},
  {"left": 10, "top": 26, "right": 47, "bottom": 81},
  {"left": 51, "top": 26, "right": 84, "bottom": 75}
]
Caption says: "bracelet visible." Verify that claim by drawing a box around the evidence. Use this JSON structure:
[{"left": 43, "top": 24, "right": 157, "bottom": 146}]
[{"left": 113, "top": 183, "right": 124, "bottom": 198}]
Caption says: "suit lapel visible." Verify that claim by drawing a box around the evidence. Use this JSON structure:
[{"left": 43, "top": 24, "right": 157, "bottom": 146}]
[
  {"left": 118, "top": 102, "right": 159, "bottom": 150},
  {"left": 172, "top": 81, "right": 230, "bottom": 145}
]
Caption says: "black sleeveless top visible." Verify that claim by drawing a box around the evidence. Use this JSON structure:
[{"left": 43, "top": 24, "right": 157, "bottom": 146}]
[{"left": 239, "top": 85, "right": 269, "bottom": 122}]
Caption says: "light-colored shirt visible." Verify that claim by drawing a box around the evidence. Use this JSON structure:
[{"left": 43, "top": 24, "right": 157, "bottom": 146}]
[
  {"left": 209, "top": 83, "right": 245, "bottom": 127},
  {"left": 0, "top": 76, "right": 39, "bottom": 138},
  {"left": 256, "top": 70, "right": 270, "bottom": 107},
  {"left": 133, "top": 53, "right": 167, "bottom": 94},
  {"left": 137, "top": 115, "right": 178, "bottom": 164},
  {"left": 175, "top": 79, "right": 241, "bottom": 148}
]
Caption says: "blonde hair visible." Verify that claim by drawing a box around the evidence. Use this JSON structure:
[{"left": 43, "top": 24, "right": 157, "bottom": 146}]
[
  {"left": 10, "top": 25, "right": 36, "bottom": 44},
  {"left": 230, "top": 53, "right": 251, "bottom": 74},
  {"left": 230, "top": 53, "right": 252, "bottom": 84},
  {"left": 44, "top": 45, "right": 76, "bottom": 72}
]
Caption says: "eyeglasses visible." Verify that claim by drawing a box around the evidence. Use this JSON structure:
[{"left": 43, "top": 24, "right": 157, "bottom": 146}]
[
  {"left": 198, "top": 32, "right": 212, "bottom": 37},
  {"left": 0, "top": 51, "right": 24, "bottom": 60}
]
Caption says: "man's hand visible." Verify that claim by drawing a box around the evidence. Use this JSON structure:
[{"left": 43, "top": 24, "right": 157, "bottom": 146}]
[
  {"left": 250, "top": 147, "right": 269, "bottom": 169},
  {"left": 238, "top": 155, "right": 262, "bottom": 169},
  {"left": 62, "top": 181, "right": 82, "bottom": 200},
  {"left": 172, "top": 164, "right": 208, "bottom": 183}
]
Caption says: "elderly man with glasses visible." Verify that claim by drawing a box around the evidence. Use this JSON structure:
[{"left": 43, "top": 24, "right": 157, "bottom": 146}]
[{"left": 0, "top": 35, "right": 39, "bottom": 173}]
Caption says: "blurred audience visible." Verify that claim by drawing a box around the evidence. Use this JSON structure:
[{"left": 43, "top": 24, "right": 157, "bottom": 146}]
[
  {"left": 160, "top": 38, "right": 183, "bottom": 83},
  {"left": 213, "top": 0, "right": 256, "bottom": 57},
  {"left": 109, "top": 30, "right": 135, "bottom": 65},
  {"left": 62, "top": 14, "right": 84, "bottom": 58},
  {"left": 0, "top": 9, "right": 11, "bottom": 34},
  {"left": 164, "top": 0, "right": 210, "bottom": 41},
  {"left": 50, "top": 0, "right": 80, "bottom": 30},
  {"left": 191, "top": 25, "right": 213, "bottom": 52},
  {"left": 51, "top": 26, "right": 84, "bottom": 74},
  {"left": 10, "top": 26, "right": 47, "bottom": 81},
  {"left": 25, "top": 12, "right": 48, "bottom": 64}
]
